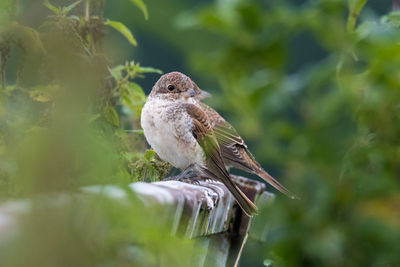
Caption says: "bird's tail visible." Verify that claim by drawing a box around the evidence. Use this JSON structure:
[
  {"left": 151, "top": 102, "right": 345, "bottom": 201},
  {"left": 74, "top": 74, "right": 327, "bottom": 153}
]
[
  {"left": 228, "top": 182, "right": 258, "bottom": 217},
  {"left": 204, "top": 168, "right": 258, "bottom": 216},
  {"left": 224, "top": 177, "right": 259, "bottom": 216},
  {"left": 255, "top": 167, "right": 299, "bottom": 200},
  {"left": 236, "top": 148, "right": 299, "bottom": 200}
]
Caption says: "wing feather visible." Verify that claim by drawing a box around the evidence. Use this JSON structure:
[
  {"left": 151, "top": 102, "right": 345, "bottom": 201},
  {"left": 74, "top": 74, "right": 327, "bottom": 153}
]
[
  {"left": 200, "top": 103, "right": 298, "bottom": 199},
  {"left": 185, "top": 104, "right": 258, "bottom": 216}
]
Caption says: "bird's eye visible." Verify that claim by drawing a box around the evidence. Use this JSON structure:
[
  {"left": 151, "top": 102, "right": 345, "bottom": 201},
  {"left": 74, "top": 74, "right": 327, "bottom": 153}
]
[{"left": 167, "top": 85, "right": 175, "bottom": 91}]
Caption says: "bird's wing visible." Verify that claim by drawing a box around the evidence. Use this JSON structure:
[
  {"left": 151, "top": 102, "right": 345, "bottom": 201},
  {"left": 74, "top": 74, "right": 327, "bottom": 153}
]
[
  {"left": 185, "top": 103, "right": 258, "bottom": 216},
  {"left": 200, "top": 103, "right": 298, "bottom": 199},
  {"left": 199, "top": 103, "right": 257, "bottom": 171}
]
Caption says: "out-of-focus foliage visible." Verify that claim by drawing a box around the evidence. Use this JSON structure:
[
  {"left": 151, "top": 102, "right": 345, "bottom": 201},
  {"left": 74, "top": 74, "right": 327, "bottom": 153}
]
[
  {"left": 0, "top": 0, "right": 194, "bottom": 266},
  {"left": 0, "top": 0, "right": 167, "bottom": 198},
  {"left": 173, "top": 0, "right": 400, "bottom": 266},
  {"left": 0, "top": 193, "right": 199, "bottom": 267}
]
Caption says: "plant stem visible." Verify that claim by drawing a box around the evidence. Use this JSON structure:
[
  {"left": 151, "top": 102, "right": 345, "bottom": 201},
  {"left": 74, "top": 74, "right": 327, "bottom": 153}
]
[
  {"left": 0, "top": 54, "right": 5, "bottom": 90},
  {"left": 0, "top": 43, "right": 8, "bottom": 90},
  {"left": 85, "top": 0, "right": 90, "bottom": 21}
]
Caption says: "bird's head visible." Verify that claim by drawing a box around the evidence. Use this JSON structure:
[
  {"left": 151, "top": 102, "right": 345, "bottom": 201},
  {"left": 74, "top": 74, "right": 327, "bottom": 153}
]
[{"left": 149, "top": 72, "right": 211, "bottom": 100}]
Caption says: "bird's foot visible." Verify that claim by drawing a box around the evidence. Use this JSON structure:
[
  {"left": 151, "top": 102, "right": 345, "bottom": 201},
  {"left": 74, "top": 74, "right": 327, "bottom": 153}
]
[
  {"left": 163, "top": 165, "right": 202, "bottom": 185},
  {"left": 163, "top": 176, "right": 200, "bottom": 185}
]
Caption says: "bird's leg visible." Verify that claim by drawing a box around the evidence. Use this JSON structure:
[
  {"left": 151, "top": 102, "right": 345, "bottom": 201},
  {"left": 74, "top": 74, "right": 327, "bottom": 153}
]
[{"left": 163, "top": 164, "right": 202, "bottom": 185}]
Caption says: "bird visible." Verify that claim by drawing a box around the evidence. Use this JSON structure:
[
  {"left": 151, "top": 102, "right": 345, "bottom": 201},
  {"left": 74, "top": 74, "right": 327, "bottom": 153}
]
[
  {"left": 140, "top": 72, "right": 296, "bottom": 215},
  {"left": 141, "top": 72, "right": 259, "bottom": 216}
]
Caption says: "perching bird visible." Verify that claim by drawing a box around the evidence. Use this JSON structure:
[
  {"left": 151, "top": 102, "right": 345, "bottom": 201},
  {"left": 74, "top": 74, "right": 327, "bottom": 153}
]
[
  {"left": 141, "top": 72, "right": 258, "bottom": 215},
  {"left": 140, "top": 72, "right": 295, "bottom": 216}
]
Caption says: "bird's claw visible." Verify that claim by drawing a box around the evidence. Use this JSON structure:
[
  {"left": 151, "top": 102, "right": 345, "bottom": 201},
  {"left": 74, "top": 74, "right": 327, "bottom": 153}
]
[
  {"left": 163, "top": 175, "right": 201, "bottom": 185},
  {"left": 163, "top": 164, "right": 203, "bottom": 185}
]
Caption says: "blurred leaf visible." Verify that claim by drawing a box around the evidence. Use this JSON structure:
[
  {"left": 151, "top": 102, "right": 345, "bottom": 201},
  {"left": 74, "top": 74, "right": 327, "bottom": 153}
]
[
  {"left": 182, "top": 1, "right": 400, "bottom": 265},
  {"left": 108, "top": 65, "right": 124, "bottom": 80},
  {"left": 347, "top": 0, "right": 367, "bottom": 32},
  {"left": 356, "top": 195, "right": 400, "bottom": 229},
  {"left": 88, "top": 113, "right": 101, "bottom": 123},
  {"left": 43, "top": 0, "right": 60, "bottom": 15},
  {"left": 0, "top": 0, "right": 17, "bottom": 30},
  {"left": 383, "top": 11, "right": 400, "bottom": 27},
  {"left": 129, "top": 0, "right": 148, "bottom": 20},
  {"left": 29, "top": 89, "right": 51, "bottom": 102},
  {"left": 103, "top": 105, "right": 120, "bottom": 127},
  {"left": 263, "top": 259, "right": 273, "bottom": 267},
  {"left": 137, "top": 66, "right": 163, "bottom": 74},
  {"left": 128, "top": 82, "right": 145, "bottom": 98},
  {"left": 144, "top": 149, "right": 155, "bottom": 160},
  {"left": 120, "top": 82, "right": 146, "bottom": 116},
  {"left": 62, "top": 0, "right": 82, "bottom": 15},
  {"left": 105, "top": 19, "right": 137, "bottom": 46},
  {"left": 125, "top": 129, "right": 144, "bottom": 134},
  {"left": 9, "top": 22, "right": 46, "bottom": 54}
]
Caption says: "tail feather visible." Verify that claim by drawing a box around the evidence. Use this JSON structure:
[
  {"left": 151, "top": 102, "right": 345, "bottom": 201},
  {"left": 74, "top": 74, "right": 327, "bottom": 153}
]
[
  {"left": 235, "top": 147, "right": 298, "bottom": 199},
  {"left": 204, "top": 168, "right": 258, "bottom": 216},
  {"left": 223, "top": 177, "right": 258, "bottom": 216},
  {"left": 256, "top": 167, "right": 299, "bottom": 200}
]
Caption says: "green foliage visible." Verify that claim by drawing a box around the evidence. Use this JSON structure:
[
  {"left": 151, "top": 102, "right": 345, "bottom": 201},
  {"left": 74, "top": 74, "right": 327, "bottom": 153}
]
[
  {"left": 105, "top": 19, "right": 138, "bottom": 46},
  {"left": 0, "top": 189, "right": 199, "bottom": 266},
  {"left": 125, "top": 149, "right": 172, "bottom": 182},
  {"left": 0, "top": 0, "right": 164, "bottom": 198},
  {"left": 0, "top": 0, "right": 191, "bottom": 265},
  {"left": 110, "top": 60, "right": 162, "bottom": 117},
  {"left": 44, "top": 0, "right": 82, "bottom": 16},
  {"left": 103, "top": 104, "right": 120, "bottom": 126},
  {"left": 129, "top": 0, "right": 149, "bottom": 20},
  {"left": 348, "top": 0, "right": 367, "bottom": 32},
  {"left": 174, "top": 0, "right": 400, "bottom": 266}
]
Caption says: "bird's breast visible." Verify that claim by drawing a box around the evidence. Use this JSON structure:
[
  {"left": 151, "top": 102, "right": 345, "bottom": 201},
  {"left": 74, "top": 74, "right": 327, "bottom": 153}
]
[{"left": 141, "top": 98, "right": 205, "bottom": 169}]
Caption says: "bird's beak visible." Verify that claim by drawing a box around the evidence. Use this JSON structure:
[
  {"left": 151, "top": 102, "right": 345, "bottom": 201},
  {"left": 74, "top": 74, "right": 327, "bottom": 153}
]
[
  {"left": 197, "top": 89, "right": 211, "bottom": 100},
  {"left": 187, "top": 88, "right": 196, "bottom": 97}
]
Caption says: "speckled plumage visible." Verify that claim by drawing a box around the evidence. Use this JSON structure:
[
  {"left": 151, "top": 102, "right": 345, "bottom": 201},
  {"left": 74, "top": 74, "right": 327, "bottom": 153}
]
[
  {"left": 141, "top": 95, "right": 205, "bottom": 169},
  {"left": 141, "top": 72, "right": 259, "bottom": 216}
]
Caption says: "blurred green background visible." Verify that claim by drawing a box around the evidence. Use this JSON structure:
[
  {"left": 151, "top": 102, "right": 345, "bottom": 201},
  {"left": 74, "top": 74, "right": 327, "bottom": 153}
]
[{"left": 1, "top": 0, "right": 400, "bottom": 266}]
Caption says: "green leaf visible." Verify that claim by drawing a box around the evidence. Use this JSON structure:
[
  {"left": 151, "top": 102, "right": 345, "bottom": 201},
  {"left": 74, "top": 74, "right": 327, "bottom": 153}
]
[
  {"left": 62, "top": 0, "right": 82, "bottom": 15},
  {"left": 128, "top": 82, "right": 146, "bottom": 98},
  {"left": 43, "top": 0, "right": 60, "bottom": 15},
  {"left": 29, "top": 89, "right": 51, "bottom": 102},
  {"left": 129, "top": 0, "right": 148, "bottom": 20},
  {"left": 68, "top": 15, "right": 80, "bottom": 21},
  {"left": 119, "top": 82, "right": 146, "bottom": 116},
  {"left": 125, "top": 129, "right": 144, "bottom": 134},
  {"left": 103, "top": 105, "right": 120, "bottom": 127},
  {"left": 105, "top": 19, "right": 137, "bottom": 46},
  {"left": 387, "top": 11, "right": 400, "bottom": 28},
  {"left": 10, "top": 22, "right": 46, "bottom": 54},
  {"left": 28, "top": 85, "right": 58, "bottom": 102},
  {"left": 122, "top": 151, "right": 143, "bottom": 162},
  {"left": 137, "top": 66, "right": 163, "bottom": 74},
  {"left": 128, "top": 82, "right": 146, "bottom": 106},
  {"left": 88, "top": 113, "right": 101, "bottom": 123},
  {"left": 109, "top": 65, "right": 124, "bottom": 80},
  {"left": 347, "top": 0, "right": 367, "bottom": 32},
  {"left": 144, "top": 149, "right": 155, "bottom": 161}
]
